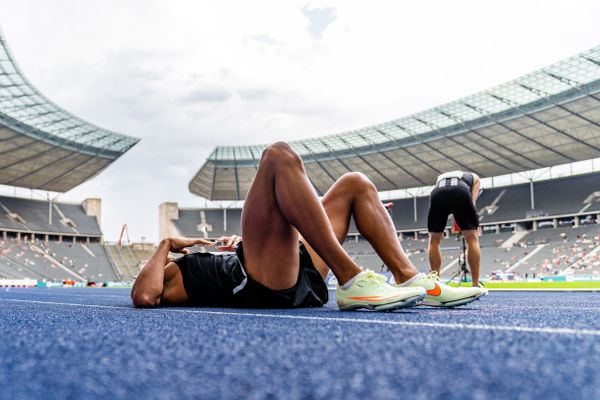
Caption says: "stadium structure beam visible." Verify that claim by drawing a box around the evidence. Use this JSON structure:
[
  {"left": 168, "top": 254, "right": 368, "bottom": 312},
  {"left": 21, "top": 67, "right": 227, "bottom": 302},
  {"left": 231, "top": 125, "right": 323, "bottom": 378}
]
[
  {"left": 233, "top": 151, "right": 240, "bottom": 201},
  {"left": 545, "top": 72, "right": 600, "bottom": 126},
  {"left": 0, "top": 144, "right": 67, "bottom": 171},
  {"left": 373, "top": 129, "right": 428, "bottom": 185},
  {"left": 437, "top": 110, "right": 533, "bottom": 171},
  {"left": 210, "top": 148, "right": 219, "bottom": 200},
  {"left": 354, "top": 131, "right": 417, "bottom": 186},
  {"left": 298, "top": 142, "right": 337, "bottom": 185},
  {"left": 5, "top": 150, "right": 81, "bottom": 186},
  {"left": 458, "top": 103, "right": 544, "bottom": 168},
  {"left": 0, "top": 136, "right": 36, "bottom": 157},
  {"left": 414, "top": 116, "right": 492, "bottom": 175},
  {"left": 464, "top": 100, "right": 574, "bottom": 163},
  {"left": 0, "top": 133, "right": 21, "bottom": 143},
  {"left": 516, "top": 83, "right": 600, "bottom": 153},
  {"left": 308, "top": 139, "right": 352, "bottom": 174},
  {"left": 37, "top": 154, "right": 97, "bottom": 189},
  {"left": 489, "top": 94, "right": 579, "bottom": 161},
  {"left": 319, "top": 141, "right": 354, "bottom": 174},
  {"left": 336, "top": 135, "right": 400, "bottom": 188},
  {"left": 392, "top": 123, "right": 444, "bottom": 174}
]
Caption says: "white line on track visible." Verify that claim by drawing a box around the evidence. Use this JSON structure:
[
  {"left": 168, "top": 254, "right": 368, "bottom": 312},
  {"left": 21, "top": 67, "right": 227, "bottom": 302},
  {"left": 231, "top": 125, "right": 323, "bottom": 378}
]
[
  {"left": 2, "top": 298, "right": 600, "bottom": 337},
  {"left": 5, "top": 290, "right": 600, "bottom": 311}
]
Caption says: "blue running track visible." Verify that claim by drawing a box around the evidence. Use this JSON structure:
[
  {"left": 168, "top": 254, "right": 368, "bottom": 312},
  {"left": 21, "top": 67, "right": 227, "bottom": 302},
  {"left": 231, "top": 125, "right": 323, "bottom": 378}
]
[{"left": 1, "top": 288, "right": 599, "bottom": 400}]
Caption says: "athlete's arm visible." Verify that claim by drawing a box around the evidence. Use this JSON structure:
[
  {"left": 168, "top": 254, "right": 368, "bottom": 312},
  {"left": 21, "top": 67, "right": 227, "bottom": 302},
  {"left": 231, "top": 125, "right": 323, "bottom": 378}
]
[
  {"left": 471, "top": 173, "right": 481, "bottom": 205},
  {"left": 131, "top": 237, "right": 213, "bottom": 307}
]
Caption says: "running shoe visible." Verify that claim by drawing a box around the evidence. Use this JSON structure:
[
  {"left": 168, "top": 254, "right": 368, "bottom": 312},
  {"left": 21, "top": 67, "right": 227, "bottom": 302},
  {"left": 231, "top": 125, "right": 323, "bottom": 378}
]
[
  {"left": 401, "top": 272, "right": 487, "bottom": 307},
  {"left": 337, "top": 270, "right": 426, "bottom": 311}
]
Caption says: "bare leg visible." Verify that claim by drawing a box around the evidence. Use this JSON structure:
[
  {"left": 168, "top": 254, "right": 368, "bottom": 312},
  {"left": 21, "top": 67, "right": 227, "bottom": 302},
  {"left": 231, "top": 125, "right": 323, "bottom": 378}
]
[
  {"left": 303, "top": 172, "right": 419, "bottom": 284},
  {"left": 428, "top": 232, "right": 443, "bottom": 273},
  {"left": 241, "top": 142, "right": 361, "bottom": 290},
  {"left": 462, "top": 230, "right": 481, "bottom": 286}
]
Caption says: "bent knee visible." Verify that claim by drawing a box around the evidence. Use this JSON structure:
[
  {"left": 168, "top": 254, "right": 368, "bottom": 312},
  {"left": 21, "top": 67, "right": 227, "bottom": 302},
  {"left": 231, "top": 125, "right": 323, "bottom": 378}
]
[
  {"left": 339, "top": 172, "right": 376, "bottom": 193},
  {"left": 428, "top": 233, "right": 443, "bottom": 245},
  {"left": 461, "top": 230, "right": 479, "bottom": 242},
  {"left": 261, "top": 141, "right": 302, "bottom": 166}
]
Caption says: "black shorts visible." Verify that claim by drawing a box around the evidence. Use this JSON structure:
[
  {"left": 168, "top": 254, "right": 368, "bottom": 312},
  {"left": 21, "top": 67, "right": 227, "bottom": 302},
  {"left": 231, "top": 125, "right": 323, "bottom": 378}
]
[
  {"left": 427, "top": 186, "right": 479, "bottom": 233},
  {"left": 174, "top": 242, "right": 328, "bottom": 308}
]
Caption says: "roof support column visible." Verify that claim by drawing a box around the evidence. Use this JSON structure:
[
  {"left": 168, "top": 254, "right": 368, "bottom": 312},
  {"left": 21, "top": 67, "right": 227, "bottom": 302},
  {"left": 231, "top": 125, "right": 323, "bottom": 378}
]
[
  {"left": 529, "top": 179, "right": 535, "bottom": 211},
  {"left": 413, "top": 195, "right": 418, "bottom": 223},
  {"left": 48, "top": 192, "right": 53, "bottom": 225}
]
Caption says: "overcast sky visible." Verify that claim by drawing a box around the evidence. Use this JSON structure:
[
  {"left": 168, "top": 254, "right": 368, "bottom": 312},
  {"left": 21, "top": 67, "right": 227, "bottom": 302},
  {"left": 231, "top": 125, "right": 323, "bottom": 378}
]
[{"left": 1, "top": 0, "right": 600, "bottom": 242}]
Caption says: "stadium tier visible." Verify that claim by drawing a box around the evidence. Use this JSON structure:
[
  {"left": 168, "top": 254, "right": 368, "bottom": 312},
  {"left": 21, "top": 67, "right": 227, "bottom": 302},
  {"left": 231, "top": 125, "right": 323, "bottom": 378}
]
[
  {"left": 165, "top": 172, "right": 600, "bottom": 238},
  {"left": 190, "top": 45, "right": 600, "bottom": 200},
  {"left": 0, "top": 30, "right": 142, "bottom": 282},
  {"left": 0, "top": 196, "right": 102, "bottom": 237},
  {"left": 0, "top": 196, "right": 125, "bottom": 281},
  {"left": 162, "top": 170, "right": 600, "bottom": 281}
]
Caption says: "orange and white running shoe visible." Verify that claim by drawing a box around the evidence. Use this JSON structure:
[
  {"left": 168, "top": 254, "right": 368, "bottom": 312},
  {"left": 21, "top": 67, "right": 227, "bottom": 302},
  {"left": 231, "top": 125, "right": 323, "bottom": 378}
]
[
  {"left": 337, "top": 270, "right": 426, "bottom": 311},
  {"left": 401, "top": 272, "right": 487, "bottom": 307}
]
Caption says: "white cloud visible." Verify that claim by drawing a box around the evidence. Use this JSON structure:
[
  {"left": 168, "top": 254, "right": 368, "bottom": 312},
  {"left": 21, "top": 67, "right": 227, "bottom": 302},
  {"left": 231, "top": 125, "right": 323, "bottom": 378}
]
[{"left": 1, "top": 0, "right": 599, "bottom": 241}]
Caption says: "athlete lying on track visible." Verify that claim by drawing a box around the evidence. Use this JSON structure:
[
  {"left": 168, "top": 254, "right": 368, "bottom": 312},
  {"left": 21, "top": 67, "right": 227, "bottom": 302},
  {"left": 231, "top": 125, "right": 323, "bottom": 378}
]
[{"left": 131, "top": 142, "right": 486, "bottom": 311}]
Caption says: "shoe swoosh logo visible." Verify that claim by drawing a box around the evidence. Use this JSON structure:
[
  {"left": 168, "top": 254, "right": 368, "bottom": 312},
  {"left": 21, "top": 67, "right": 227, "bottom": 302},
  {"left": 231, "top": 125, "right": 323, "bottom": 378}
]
[{"left": 426, "top": 283, "right": 442, "bottom": 296}]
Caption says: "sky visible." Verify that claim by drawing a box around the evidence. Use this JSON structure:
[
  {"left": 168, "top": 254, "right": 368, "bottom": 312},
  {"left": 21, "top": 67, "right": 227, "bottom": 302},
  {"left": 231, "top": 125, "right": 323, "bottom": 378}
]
[{"left": 1, "top": 0, "right": 600, "bottom": 242}]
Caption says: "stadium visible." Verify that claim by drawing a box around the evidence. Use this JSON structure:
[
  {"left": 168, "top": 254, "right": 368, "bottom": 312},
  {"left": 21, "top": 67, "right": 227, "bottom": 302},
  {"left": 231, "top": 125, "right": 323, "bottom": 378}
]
[{"left": 1, "top": 7, "right": 600, "bottom": 400}]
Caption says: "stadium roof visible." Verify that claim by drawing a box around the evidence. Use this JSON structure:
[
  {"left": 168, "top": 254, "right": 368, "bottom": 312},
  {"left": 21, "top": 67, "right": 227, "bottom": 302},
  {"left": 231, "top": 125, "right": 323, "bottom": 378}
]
[
  {"left": 190, "top": 45, "right": 600, "bottom": 201},
  {"left": 0, "top": 30, "right": 139, "bottom": 192}
]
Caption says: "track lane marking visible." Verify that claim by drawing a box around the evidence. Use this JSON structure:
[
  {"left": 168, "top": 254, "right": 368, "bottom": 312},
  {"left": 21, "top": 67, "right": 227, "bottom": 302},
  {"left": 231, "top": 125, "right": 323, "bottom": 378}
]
[
  {"left": 2, "top": 298, "right": 600, "bottom": 337},
  {"left": 4, "top": 291, "right": 600, "bottom": 311}
]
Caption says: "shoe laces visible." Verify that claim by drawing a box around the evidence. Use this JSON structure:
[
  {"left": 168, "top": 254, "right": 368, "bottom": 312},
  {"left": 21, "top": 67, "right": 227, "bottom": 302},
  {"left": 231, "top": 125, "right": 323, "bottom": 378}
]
[
  {"left": 425, "top": 271, "right": 440, "bottom": 281},
  {"left": 358, "top": 270, "right": 388, "bottom": 287}
]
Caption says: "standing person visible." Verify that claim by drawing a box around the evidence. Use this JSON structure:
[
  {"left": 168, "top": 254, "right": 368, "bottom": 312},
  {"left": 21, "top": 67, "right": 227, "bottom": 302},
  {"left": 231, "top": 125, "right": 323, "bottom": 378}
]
[
  {"left": 427, "top": 171, "right": 485, "bottom": 287},
  {"left": 132, "top": 143, "right": 485, "bottom": 311}
]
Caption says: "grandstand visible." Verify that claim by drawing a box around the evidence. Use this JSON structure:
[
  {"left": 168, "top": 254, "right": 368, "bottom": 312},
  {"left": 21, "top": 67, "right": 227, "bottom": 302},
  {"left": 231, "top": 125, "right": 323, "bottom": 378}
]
[
  {"left": 160, "top": 170, "right": 600, "bottom": 280},
  {"left": 0, "top": 29, "right": 139, "bottom": 282},
  {"left": 178, "top": 43, "right": 600, "bottom": 283}
]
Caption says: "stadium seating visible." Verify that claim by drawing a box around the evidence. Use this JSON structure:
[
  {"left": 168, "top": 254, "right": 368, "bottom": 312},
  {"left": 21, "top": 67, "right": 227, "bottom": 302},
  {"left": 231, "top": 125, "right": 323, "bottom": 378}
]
[
  {"left": 0, "top": 196, "right": 102, "bottom": 236},
  {"left": 0, "top": 238, "right": 118, "bottom": 282}
]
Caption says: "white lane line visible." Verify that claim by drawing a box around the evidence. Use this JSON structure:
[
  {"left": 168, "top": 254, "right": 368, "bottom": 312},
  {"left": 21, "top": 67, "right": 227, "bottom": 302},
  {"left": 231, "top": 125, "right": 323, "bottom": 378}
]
[
  {"left": 5, "top": 291, "right": 600, "bottom": 311},
  {"left": 0, "top": 291, "right": 129, "bottom": 299},
  {"left": 2, "top": 298, "right": 600, "bottom": 337}
]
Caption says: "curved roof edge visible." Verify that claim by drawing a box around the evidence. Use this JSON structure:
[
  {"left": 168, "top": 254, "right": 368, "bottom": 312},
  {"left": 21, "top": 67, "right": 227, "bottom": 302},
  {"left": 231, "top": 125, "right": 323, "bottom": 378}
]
[
  {"left": 0, "top": 29, "right": 140, "bottom": 159},
  {"left": 206, "top": 44, "right": 600, "bottom": 165}
]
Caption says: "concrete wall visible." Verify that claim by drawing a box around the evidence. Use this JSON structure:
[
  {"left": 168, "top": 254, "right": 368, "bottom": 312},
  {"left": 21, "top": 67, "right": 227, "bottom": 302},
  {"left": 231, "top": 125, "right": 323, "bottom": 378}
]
[
  {"left": 159, "top": 202, "right": 181, "bottom": 240},
  {"left": 82, "top": 198, "right": 101, "bottom": 231}
]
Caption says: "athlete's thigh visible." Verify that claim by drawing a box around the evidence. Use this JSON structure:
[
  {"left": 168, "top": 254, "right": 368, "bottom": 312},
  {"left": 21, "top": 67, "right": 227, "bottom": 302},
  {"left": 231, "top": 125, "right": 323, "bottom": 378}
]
[
  {"left": 160, "top": 262, "right": 189, "bottom": 305},
  {"left": 428, "top": 189, "right": 450, "bottom": 233},
  {"left": 451, "top": 189, "right": 479, "bottom": 231},
  {"left": 241, "top": 161, "right": 300, "bottom": 290},
  {"left": 302, "top": 180, "right": 354, "bottom": 279}
]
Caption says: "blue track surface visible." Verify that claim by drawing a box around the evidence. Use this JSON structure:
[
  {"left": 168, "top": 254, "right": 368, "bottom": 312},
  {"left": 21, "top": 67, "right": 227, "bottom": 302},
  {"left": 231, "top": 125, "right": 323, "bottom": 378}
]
[{"left": 1, "top": 288, "right": 599, "bottom": 400}]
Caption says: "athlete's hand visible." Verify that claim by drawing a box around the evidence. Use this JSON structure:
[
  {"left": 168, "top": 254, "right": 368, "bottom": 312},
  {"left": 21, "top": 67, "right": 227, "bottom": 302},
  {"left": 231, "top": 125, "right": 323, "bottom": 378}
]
[
  {"left": 216, "top": 235, "right": 242, "bottom": 252},
  {"left": 166, "top": 237, "right": 214, "bottom": 254}
]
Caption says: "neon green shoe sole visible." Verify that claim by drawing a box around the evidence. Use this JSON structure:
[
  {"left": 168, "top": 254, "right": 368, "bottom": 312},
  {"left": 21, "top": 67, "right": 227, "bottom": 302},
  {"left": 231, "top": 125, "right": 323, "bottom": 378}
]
[{"left": 337, "top": 270, "right": 426, "bottom": 311}]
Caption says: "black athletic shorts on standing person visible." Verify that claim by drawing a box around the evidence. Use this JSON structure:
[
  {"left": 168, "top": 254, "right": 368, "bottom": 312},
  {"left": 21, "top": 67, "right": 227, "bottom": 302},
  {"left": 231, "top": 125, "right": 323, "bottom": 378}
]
[
  {"left": 174, "top": 242, "right": 328, "bottom": 308},
  {"left": 427, "top": 186, "right": 479, "bottom": 233}
]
